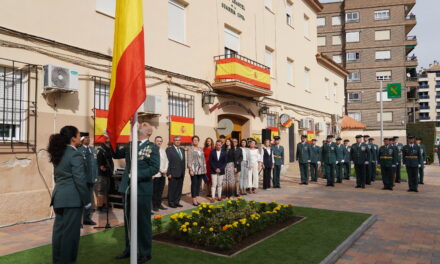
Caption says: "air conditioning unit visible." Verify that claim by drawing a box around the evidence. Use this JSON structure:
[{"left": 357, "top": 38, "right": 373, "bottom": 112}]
[
  {"left": 141, "top": 95, "right": 162, "bottom": 115},
  {"left": 299, "top": 119, "right": 308, "bottom": 130},
  {"left": 315, "top": 122, "right": 325, "bottom": 132},
  {"left": 43, "top": 65, "right": 79, "bottom": 92}
]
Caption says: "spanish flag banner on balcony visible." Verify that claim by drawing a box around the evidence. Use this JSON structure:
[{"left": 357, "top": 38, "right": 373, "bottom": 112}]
[
  {"left": 215, "top": 57, "right": 270, "bottom": 89},
  {"left": 94, "top": 109, "right": 130, "bottom": 144},
  {"left": 170, "top": 116, "right": 194, "bottom": 143},
  {"left": 268, "top": 126, "right": 279, "bottom": 141},
  {"left": 107, "top": 0, "right": 146, "bottom": 150}
]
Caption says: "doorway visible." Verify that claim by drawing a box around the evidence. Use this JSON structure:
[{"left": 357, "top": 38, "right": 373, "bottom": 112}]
[{"left": 289, "top": 124, "right": 295, "bottom": 162}]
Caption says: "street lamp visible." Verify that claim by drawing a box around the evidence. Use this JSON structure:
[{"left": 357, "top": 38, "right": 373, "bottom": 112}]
[
  {"left": 259, "top": 105, "right": 269, "bottom": 116},
  {"left": 202, "top": 91, "right": 216, "bottom": 105}
]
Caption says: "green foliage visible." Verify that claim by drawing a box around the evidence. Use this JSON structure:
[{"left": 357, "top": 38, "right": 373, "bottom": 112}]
[{"left": 407, "top": 122, "right": 436, "bottom": 164}]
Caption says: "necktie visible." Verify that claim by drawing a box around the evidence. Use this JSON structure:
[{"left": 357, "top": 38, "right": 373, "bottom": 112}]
[{"left": 177, "top": 147, "right": 183, "bottom": 160}]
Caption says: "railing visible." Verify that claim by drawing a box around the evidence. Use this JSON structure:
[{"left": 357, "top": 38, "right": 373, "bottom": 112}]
[
  {"left": 419, "top": 116, "right": 430, "bottom": 120},
  {"left": 436, "top": 85, "right": 440, "bottom": 88},
  {"left": 407, "top": 76, "right": 418, "bottom": 81},
  {"left": 419, "top": 95, "right": 430, "bottom": 99},
  {"left": 419, "top": 105, "right": 430, "bottom": 109},
  {"left": 419, "top": 84, "right": 429, "bottom": 88},
  {"left": 406, "top": 14, "right": 416, "bottom": 20},
  {"left": 407, "top": 56, "right": 417, "bottom": 62},
  {"left": 436, "top": 72, "right": 440, "bottom": 77},
  {"left": 406, "top": 35, "right": 417, "bottom": 41},
  {"left": 214, "top": 54, "right": 270, "bottom": 71},
  {"left": 419, "top": 74, "right": 428, "bottom": 78}
]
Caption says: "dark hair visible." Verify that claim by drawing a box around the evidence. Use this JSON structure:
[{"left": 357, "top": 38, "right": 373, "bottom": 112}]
[
  {"left": 219, "top": 135, "right": 226, "bottom": 139},
  {"left": 205, "top": 137, "right": 214, "bottom": 149},
  {"left": 216, "top": 139, "right": 223, "bottom": 144},
  {"left": 155, "top": 136, "right": 163, "bottom": 140},
  {"left": 48, "top": 126, "right": 79, "bottom": 166},
  {"left": 240, "top": 139, "right": 248, "bottom": 147},
  {"left": 192, "top": 135, "right": 200, "bottom": 142}
]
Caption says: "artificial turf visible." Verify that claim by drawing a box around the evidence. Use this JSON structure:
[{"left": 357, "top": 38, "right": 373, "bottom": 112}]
[{"left": 0, "top": 206, "right": 370, "bottom": 264}]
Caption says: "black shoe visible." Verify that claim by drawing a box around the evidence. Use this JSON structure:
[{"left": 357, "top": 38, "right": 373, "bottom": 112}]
[
  {"left": 83, "top": 220, "right": 97, "bottom": 225},
  {"left": 152, "top": 207, "right": 159, "bottom": 212},
  {"left": 176, "top": 204, "right": 183, "bottom": 207},
  {"left": 207, "top": 194, "right": 212, "bottom": 198},
  {"left": 355, "top": 186, "right": 361, "bottom": 188},
  {"left": 336, "top": 181, "right": 342, "bottom": 183},
  {"left": 115, "top": 251, "right": 130, "bottom": 259},
  {"left": 192, "top": 203, "right": 198, "bottom": 206},
  {"left": 159, "top": 205, "right": 168, "bottom": 210},
  {"left": 419, "top": 182, "right": 424, "bottom": 185},
  {"left": 169, "top": 204, "right": 176, "bottom": 208},
  {"left": 366, "top": 183, "right": 371, "bottom": 185},
  {"left": 414, "top": 189, "right": 419, "bottom": 192},
  {"left": 407, "top": 189, "right": 413, "bottom": 192},
  {"left": 138, "top": 255, "right": 152, "bottom": 263},
  {"left": 395, "top": 181, "right": 401, "bottom": 183}
]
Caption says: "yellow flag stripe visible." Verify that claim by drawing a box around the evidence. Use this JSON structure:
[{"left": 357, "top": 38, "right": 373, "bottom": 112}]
[
  {"left": 95, "top": 117, "right": 130, "bottom": 136},
  {"left": 170, "top": 121, "right": 194, "bottom": 137},
  {"left": 216, "top": 62, "right": 270, "bottom": 84}
]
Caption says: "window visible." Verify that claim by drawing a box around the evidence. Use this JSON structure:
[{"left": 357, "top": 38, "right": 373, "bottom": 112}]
[
  {"left": 94, "top": 77, "right": 110, "bottom": 110},
  {"left": 376, "top": 71, "right": 392, "bottom": 81},
  {"left": 265, "top": 0, "right": 272, "bottom": 10},
  {"left": 332, "top": 16, "right": 341, "bottom": 25},
  {"left": 348, "top": 92, "right": 361, "bottom": 102},
  {"left": 375, "top": 50, "right": 391, "bottom": 60},
  {"left": 346, "top": 12, "right": 359, "bottom": 22},
  {"left": 265, "top": 47, "right": 274, "bottom": 77},
  {"left": 96, "top": 0, "right": 115, "bottom": 17},
  {"left": 377, "top": 112, "right": 393, "bottom": 122},
  {"left": 286, "top": 59, "right": 294, "bottom": 84},
  {"left": 304, "top": 68, "right": 310, "bottom": 91},
  {"left": 375, "top": 10, "right": 390, "bottom": 20},
  {"left": 332, "top": 35, "right": 342, "bottom": 45},
  {"left": 267, "top": 113, "right": 278, "bottom": 127},
  {"left": 168, "top": 0, "right": 186, "bottom": 43},
  {"left": 325, "top": 78, "right": 330, "bottom": 98},
  {"left": 348, "top": 71, "right": 361, "bottom": 82},
  {"left": 346, "top": 32, "right": 360, "bottom": 42},
  {"left": 376, "top": 91, "right": 392, "bottom": 102},
  {"left": 168, "top": 92, "right": 194, "bottom": 118},
  {"left": 286, "top": 1, "right": 293, "bottom": 25},
  {"left": 332, "top": 55, "right": 342, "bottom": 63},
  {"left": 346, "top": 52, "right": 360, "bottom": 62},
  {"left": 317, "top": 36, "right": 326, "bottom": 46},
  {"left": 224, "top": 27, "right": 240, "bottom": 56},
  {"left": 317, "top": 17, "right": 326, "bottom": 27},
  {"left": 303, "top": 15, "right": 310, "bottom": 38},
  {"left": 375, "top": 30, "right": 390, "bottom": 41},
  {"left": 348, "top": 112, "right": 362, "bottom": 122}
]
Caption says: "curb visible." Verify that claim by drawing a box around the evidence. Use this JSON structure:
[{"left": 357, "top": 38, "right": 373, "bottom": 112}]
[{"left": 320, "top": 214, "right": 377, "bottom": 264}]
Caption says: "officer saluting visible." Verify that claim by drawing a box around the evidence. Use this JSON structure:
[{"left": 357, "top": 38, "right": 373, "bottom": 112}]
[
  {"left": 321, "top": 135, "right": 337, "bottom": 187},
  {"left": 378, "top": 138, "right": 397, "bottom": 190},
  {"left": 403, "top": 136, "right": 422, "bottom": 192},
  {"left": 351, "top": 135, "right": 370, "bottom": 189},
  {"left": 272, "top": 136, "right": 284, "bottom": 188}
]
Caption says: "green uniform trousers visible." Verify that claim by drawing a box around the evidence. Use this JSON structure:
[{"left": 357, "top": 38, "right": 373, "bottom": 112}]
[
  {"left": 310, "top": 163, "right": 318, "bottom": 181},
  {"left": 418, "top": 166, "right": 424, "bottom": 184},
  {"left": 355, "top": 164, "right": 366, "bottom": 188},
  {"left": 395, "top": 163, "right": 402, "bottom": 182},
  {"left": 272, "top": 165, "right": 282, "bottom": 188},
  {"left": 336, "top": 163, "right": 343, "bottom": 183},
  {"left": 381, "top": 166, "right": 393, "bottom": 189},
  {"left": 406, "top": 167, "right": 419, "bottom": 191},
  {"left": 123, "top": 195, "right": 152, "bottom": 257},
  {"left": 83, "top": 183, "right": 94, "bottom": 222},
  {"left": 324, "top": 163, "right": 335, "bottom": 185},
  {"left": 52, "top": 207, "right": 83, "bottom": 264},
  {"left": 371, "top": 162, "right": 377, "bottom": 181},
  {"left": 343, "top": 162, "right": 350, "bottom": 180},
  {"left": 299, "top": 163, "right": 309, "bottom": 184},
  {"left": 365, "top": 163, "right": 372, "bottom": 184}
]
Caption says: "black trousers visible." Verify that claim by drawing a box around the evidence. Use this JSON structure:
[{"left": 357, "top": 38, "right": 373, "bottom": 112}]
[
  {"left": 355, "top": 164, "right": 366, "bottom": 187},
  {"left": 395, "top": 163, "right": 401, "bottom": 182},
  {"left": 123, "top": 195, "right": 152, "bottom": 257},
  {"left": 381, "top": 166, "right": 393, "bottom": 189},
  {"left": 324, "top": 163, "right": 335, "bottom": 185},
  {"left": 52, "top": 207, "right": 83, "bottom": 264},
  {"left": 406, "top": 166, "right": 419, "bottom": 191},
  {"left": 310, "top": 163, "right": 318, "bottom": 181},
  {"left": 418, "top": 166, "right": 424, "bottom": 184},
  {"left": 83, "top": 183, "right": 94, "bottom": 222},
  {"left": 190, "top": 174, "right": 204, "bottom": 198},
  {"left": 371, "top": 162, "right": 377, "bottom": 181},
  {"left": 153, "top": 176, "right": 166, "bottom": 209},
  {"left": 365, "top": 163, "right": 372, "bottom": 184},
  {"left": 168, "top": 176, "right": 184, "bottom": 206},
  {"left": 336, "top": 163, "right": 343, "bottom": 182},
  {"left": 263, "top": 167, "right": 272, "bottom": 189},
  {"left": 343, "top": 162, "right": 350, "bottom": 179}
]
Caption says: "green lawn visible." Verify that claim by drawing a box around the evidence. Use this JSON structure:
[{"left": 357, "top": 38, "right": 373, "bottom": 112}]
[
  {"left": 349, "top": 167, "right": 408, "bottom": 181},
  {"left": 0, "top": 207, "right": 370, "bottom": 264}
]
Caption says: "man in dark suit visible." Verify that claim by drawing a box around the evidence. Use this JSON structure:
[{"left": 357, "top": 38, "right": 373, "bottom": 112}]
[
  {"left": 166, "top": 136, "right": 186, "bottom": 208},
  {"left": 343, "top": 139, "right": 351, "bottom": 180},
  {"left": 209, "top": 140, "right": 227, "bottom": 201},
  {"left": 231, "top": 138, "right": 243, "bottom": 196},
  {"left": 261, "top": 139, "right": 274, "bottom": 189}
]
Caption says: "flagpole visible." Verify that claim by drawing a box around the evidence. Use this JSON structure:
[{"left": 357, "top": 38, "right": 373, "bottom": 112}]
[{"left": 130, "top": 112, "right": 138, "bottom": 264}]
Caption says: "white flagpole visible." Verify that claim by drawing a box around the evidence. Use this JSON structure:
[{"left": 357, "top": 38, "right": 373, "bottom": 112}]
[{"left": 130, "top": 112, "right": 138, "bottom": 264}]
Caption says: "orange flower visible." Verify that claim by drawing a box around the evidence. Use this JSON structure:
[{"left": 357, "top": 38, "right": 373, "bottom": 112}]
[
  {"left": 154, "top": 214, "right": 163, "bottom": 220},
  {"left": 222, "top": 225, "right": 229, "bottom": 231}
]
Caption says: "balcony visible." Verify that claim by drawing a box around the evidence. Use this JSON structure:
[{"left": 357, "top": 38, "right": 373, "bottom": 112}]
[
  {"left": 405, "top": 36, "right": 417, "bottom": 54},
  {"left": 405, "top": 14, "right": 417, "bottom": 33},
  {"left": 406, "top": 56, "right": 418, "bottom": 67},
  {"left": 419, "top": 95, "right": 430, "bottom": 99},
  {"left": 213, "top": 54, "right": 273, "bottom": 97},
  {"left": 419, "top": 116, "right": 430, "bottom": 120},
  {"left": 406, "top": 76, "right": 418, "bottom": 87}
]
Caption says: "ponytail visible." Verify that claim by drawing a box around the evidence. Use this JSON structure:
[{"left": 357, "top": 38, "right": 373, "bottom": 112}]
[{"left": 47, "top": 126, "right": 78, "bottom": 166}]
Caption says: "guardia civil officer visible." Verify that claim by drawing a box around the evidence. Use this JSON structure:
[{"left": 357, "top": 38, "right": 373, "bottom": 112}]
[
  {"left": 416, "top": 137, "right": 426, "bottom": 184},
  {"left": 368, "top": 138, "right": 378, "bottom": 182},
  {"left": 343, "top": 140, "right": 351, "bottom": 180},
  {"left": 363, "top": 135, "right": 373, "bottom": 184},
  {"left": 378, "top": 138, "right": 397, "bottom": 190},
  {"left": 403, "top": 136, "right": 422, "bottom": 192},
  {"left": 335, "top": 137, "right": 345, "bottom": 183},
  {"left": 272, "top": 136, "right": 284, "bottom": 188},
  {"left": 321, "top": 135, "right": 337, "bottom": 186},
  {"left": 48, "top": 126, "right": 90, "bottom": 264},
  {"left": 393, "top": 136, "right": 404, "bottom": 183},
  {"left": 309, "top": 139, "right": 321, "bottom": 182},
  {"left": 351, "top": 135, "right": 370, "bottom": 189},
  {"left": 296, "top": 135, "right": 311, "bottom": 185}
]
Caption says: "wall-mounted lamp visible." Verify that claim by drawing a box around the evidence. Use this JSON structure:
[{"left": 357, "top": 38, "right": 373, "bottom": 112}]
[
  {"left": 259, "top": 105, "right": 269, "bottom": 116},
  {"left": 202, "top": 91, "right": 216, "bottom": 105}
]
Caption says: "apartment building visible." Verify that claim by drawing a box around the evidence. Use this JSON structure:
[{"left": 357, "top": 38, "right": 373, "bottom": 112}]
[
  {"left": 317, "top": 0, "right": 418, "bottom": 140},
  {"left": 417, "top": 63, "right": 440, "bottom": 138},
  {"left": 0, "top": 0, "right": 347, "bottom": 225}
]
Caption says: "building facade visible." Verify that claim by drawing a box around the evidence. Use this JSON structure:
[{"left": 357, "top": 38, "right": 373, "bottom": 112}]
[
  {"left": 317, "top": 0, "right": 418, "bottom": 140},
  {"left": 417, "top": 63, "right": 440, "bottom": 139},
  {"left": 0, "top": 0, "right": 347, "bottom": 225}
]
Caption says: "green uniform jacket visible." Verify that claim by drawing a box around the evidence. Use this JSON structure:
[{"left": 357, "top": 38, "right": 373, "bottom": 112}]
[
  {"left": 321, "top": 142, "right": 337, "bottom": 164},
  {"left": 77, "top": 145, "right": 98, "bottom": 184},
  {"left": 310, "top": 145, "right": 321, "bottom": 163},
  {"left": 395, "top": 143, "right": 403, "bottom": 162},
  {"left": 271, "top": 145, "right": 284, "bottom": 165},
  {"left": 402, "top": 144, "right": 422, "bottom": 168},
  {"left": 378, "top": 145, "right": 397, "bottom": 167},
  {"left": 343, "top": 145, "right": 351, "bottom": 162},
  {"left": 114, "top": 140, "right": 160, "bottom": 196},
  {"left": 418, "top": 144, "right": 426, "bottom": 167},
  {"left": 51, "top": 145, "right": 90, "bottom": 208},
  {"left": 350, "top": 142, "right": 370, "bottom": 165},
  {"left": 335, "top": 144, "right": 345, "bottom": 162},
  {"left": 371, "top": 144, "right": 378, "bottom": 162},
  {"left": 296, "top": 142, "right": 311, "bottom": 163}
]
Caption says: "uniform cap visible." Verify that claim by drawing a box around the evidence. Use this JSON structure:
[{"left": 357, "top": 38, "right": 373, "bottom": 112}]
[
  {"left": 363, "top": 135, "right": 370, "bottom": 138},
  {"left": 408, "top": 135, "right": 415, "bottom": 139},
  {"left": 327, "top": 135, "right": 334, "bottom": 139},
  {"left": 336, "top": 137, "right": 342, "bottom": 141},
  {"left": 355, "top": 135, "right": 363, "bottom": 139},
  {"left": 343, "top": 139, "right": 350, "bottom": 142},
  {"left": 274, "top": 136, "right": 281, "bottom": 140}
]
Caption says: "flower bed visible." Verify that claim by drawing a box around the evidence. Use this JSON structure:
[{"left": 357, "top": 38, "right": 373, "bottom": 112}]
[{"left": 154, "top": 198, "right": 296, "bottom": 253}]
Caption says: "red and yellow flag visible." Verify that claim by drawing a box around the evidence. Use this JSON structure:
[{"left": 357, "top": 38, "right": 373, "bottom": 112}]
[
  {"left": 268, "top": 126, "right": 279, "bottom": 141},
  {"left": 107, "top": 0, "right": 146, "bottom": 150},
  {"left": 215, "top": 57, "right": 270, "bottom": 89},
  {"left": 170, "top": 116, "right": 194, "bottom": 143},
  {"left": 94, "top": 109, "right": 130, "bottom": 144}
]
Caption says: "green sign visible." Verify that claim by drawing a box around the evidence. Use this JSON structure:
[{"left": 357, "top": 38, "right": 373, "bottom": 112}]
[{"left": 387, "top": 83, "right": 401, "bottom": 98}]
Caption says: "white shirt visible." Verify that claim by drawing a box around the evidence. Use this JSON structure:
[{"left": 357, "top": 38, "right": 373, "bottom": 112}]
[
  {"left": 140, "top": 139, "right": 148, "bottom": 145},
  {"left": 259, "top": 146, "right": 275, "bottom": 163},
  {"left": 241, "top": 147, "right": 248, "bottom": 161},
  {"left": 216, "top": 150, "right": 221, "bottom": 160},
  {"left": 249, "top": 148, "right": 260, "bottom": 164},
  {"left": 154, "top": 148, "right": 169, "bottom": 178}
]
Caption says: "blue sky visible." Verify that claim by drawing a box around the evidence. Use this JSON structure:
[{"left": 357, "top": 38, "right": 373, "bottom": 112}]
[{"left": 319, "top": 0, "right": 440, "bottom": 70}]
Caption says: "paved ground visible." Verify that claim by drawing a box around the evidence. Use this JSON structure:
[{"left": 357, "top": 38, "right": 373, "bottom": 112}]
[{"left": 1, "top": 164, "right": 440, "bottom": 264}]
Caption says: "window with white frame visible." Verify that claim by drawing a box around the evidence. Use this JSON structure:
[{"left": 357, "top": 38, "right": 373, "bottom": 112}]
[
  {"left": 286, "top": 1, "right": 293, "bottom": 25},
  {"left": 375, "top": 30, "right": 390, "bottom": 41},
  {"left": 317, "top": 17, "right": 326, "bottom": 27},
  {"left": 374, "top": 10, "right": 390, "bottom": 20},
  {"left": 265, "top": 47, "right": 274, "bottom": 77},
  {"left": 376, "top": 70, "right": 392, "bottom": 81},
  {"left": 332, "top": 55, "right": 342, "bottom": 63},
  {"left": 286, "top": 59, "right": 294, "bottom": 84},
  {"left": 169, "top": 93, "right": 194, "bottom": 118},
  {"left": 168, "top": 0, "right": 186, "bottom": 43},
  {"left": 348, "top": 92, "right": 361, "bottom": 102},
  {"left": 348, "top": 71, "right": 361, "bottom": 82},
  {"left": 267, "top": 112, "right": 278, "bottom": 127},
  {"left": 304, "top": 67, "right": 310, "bottom": 91},
  {"left": 265, "top": 0, "right": 272, "bottom": 10},
  {"left": 332, "top": 35, "right": 342, "bottom": 45},
  {"left": 96, "top": 0, "right": 116, "bottom": 17},
  {"left": 376, "top": 91, "right": 392, "bottom": 102},
  {"left": 332, "top": 16, "right": 341, "bottom": 25},
  {"left": 346, "top": 52, "right": 360, "bottom": 62},
  {"left": 375, "top": 50, "right": 391, "bottom": 60},
  {"left": 317, "top": 36, "right": 326, "bottom": 46},
  {"left": 346, "top": 32, "right": 360, "bottom": 42},
  {"left": 94, "top": 79, "right": 110, "bottom": 110},
  {"left": 224, "top": 27, "right": 240, "bottom": 56},
  {"left": 303, "top": 15, "right": 310, "bottom": 38},
  {"left": 325, "top": 78, "right": 330, "bottom": 98},
  {"left": 377, "top": 112, "right": 393, "bottom": 122},
  {"left": 348, "top": 112, "right": 362, "bottom": 122},
  {"left": 346, "top": 12, "right": 359, "bottom": 22}
]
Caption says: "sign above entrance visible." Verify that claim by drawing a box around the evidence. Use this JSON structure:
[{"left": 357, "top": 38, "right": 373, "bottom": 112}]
[
  {"left": 280, "top": 114, "right": 293, "bottom": 128},
  {"left": 221, "top": 0, "right": 245, "bottom": 21},
  {"left": 209, "top": 101, "right": 256, "bottom": 118}
]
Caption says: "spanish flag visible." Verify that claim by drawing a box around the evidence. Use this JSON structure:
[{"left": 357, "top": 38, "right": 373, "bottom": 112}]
[
  {"left": 170, "top": 116, "right": 195, "bottom": 143},
  {"left": 94, "top": 109, "right": 130, "bottom": 144},
  {"left": 107, "top": 0, "right": 146, "bottom": 150},
  {"left": 215, "top": 57, "right": 270, "bottom": 89},
  {"left": 268, "top": 127, "right": 279, "bottom": 141}
]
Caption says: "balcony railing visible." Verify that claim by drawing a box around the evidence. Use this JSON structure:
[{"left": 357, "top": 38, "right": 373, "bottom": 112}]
[
  {"left": 407, "top": 76, "right": 418, "bottom": 82},
  {"left": 406, "top": 35, "right": 417, "bottom": 41},
  {"left": 436, "top": 72, "right": 440, "bottom": 77},
  {"left": 407, "top": 56, "right": 417, "bottom": 61},
  {"left": 419, "top": 84, "right": 429, "bottom": 88},
  {"left": 406, "top": 14, "right": 416, "bottom": 20},
  {"left": 419, "top": 116, "right": 430, "bottom": 120},
  {"left": 436, "top": 85, "right": 440, "bottom": 88},
  {"left": 419, "top": 95, "right": 430, "bottom": 99},
  {"left": 419, "top": 105, "right": 430, "bottom": 109}
]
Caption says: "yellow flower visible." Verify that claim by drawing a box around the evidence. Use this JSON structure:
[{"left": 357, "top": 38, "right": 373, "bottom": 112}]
[
  {"left": 227, "top": 200, "right": 232, "bottom": 204},
  {"left": 271, "top": 200, "right": 276, "bottom": 203},
  {"left": 209, "top": 205, "right": 214, "bottom": 209},
  {"left": 183, "top": 228, "right": 188, "bottom": 232},
  {"left": 193, "top": 222, "right": 198, "bottom": 226},
  {"left": 233, "top": 221, "right": 239, "bottom": 227},
  {"left": 208, "top": 210, "right": 212, "bottom": 213},
  {"left": 187, "top": 216, "right": 192, "bottom": 219},
  {"left": 246, "top": 223, "right": 250, "bottom": 227},
  {"left": 184, "top": 222, "right": 190, "bottom": 226},
  {"left": 209, "top": 227, "right": 214, "bottom": 232},
  {"left": 237, "top": 196, "right": 242, "bottom": 200},
  {"left": 201, "top": 226, "right": 205, "bottom": 229},
  {"left": 260, "top": 201, "right": 267, "bottom": 204}
]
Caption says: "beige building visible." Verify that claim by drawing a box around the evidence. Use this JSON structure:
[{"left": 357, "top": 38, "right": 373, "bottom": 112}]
[
  {"left": 417, "top": 63, "right": 440, "bottom": 138},
  {"left": 317, "top": 0, "right": 418, "bottom": 141},
  {"left": 0, "top": 0, "right": 347, "bottom": 225}
]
